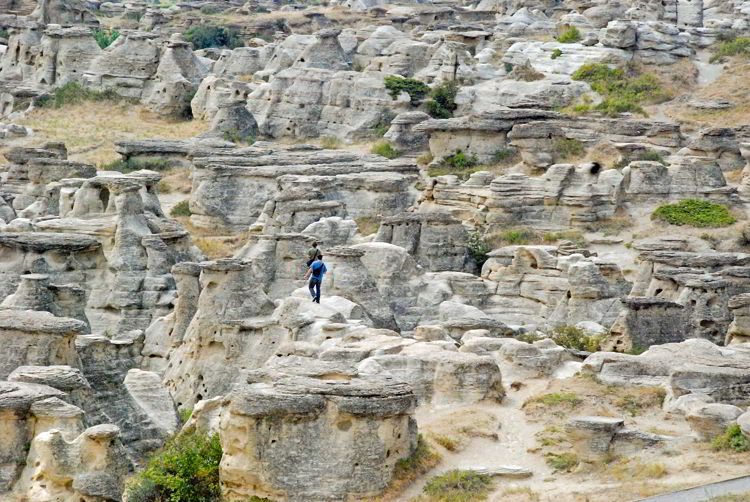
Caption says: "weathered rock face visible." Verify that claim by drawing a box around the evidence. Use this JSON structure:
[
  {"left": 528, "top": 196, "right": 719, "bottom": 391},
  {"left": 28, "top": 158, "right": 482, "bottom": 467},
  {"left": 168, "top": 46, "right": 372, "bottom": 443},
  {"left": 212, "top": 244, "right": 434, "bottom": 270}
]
[
  {"left": 31, "top": 0, "right": 98, "bottom": 26},
  {"left": 219, "top": 368, "right": 417, "bottom": 502}
]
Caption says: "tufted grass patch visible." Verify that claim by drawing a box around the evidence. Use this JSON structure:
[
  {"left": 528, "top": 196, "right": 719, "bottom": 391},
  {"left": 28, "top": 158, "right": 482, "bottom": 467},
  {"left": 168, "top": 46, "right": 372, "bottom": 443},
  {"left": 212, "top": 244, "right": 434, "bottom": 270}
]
[{"left": 413, "top": 469, "right": 493, "bottom": 502}]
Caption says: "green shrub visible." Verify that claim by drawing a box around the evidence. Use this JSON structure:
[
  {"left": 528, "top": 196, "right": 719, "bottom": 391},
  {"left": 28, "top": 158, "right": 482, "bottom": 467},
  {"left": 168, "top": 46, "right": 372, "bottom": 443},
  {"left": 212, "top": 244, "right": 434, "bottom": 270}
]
[
  {"left": 503, "top": 62, "right": 513, "bottom": 73},
  {"left": 372, "top": 110, "right": 396, "bottom": 137},
  {"left": 571, "top": 63, "right": 668, "bottom": 116},
  {"left": 371, "top": 140, "right": 400, "bottom": 159},
  {"left": 94, "top": 29, "right": 120, "bottom": 49},
  {"left": 185, "top": 25, "right": 243, "bottom": 50},
  {"left": 652, "top": 199, "right": 736, "bottom": 227},
  {"left": 557, "top": 27, "right": 582, "bottom": 44},
  {"left": 426, "top": 80, "right": 459, "bottom": 119},
  {"left": 170, "top": 200, "right": 192, "bottom": 218},
  {"left": 442, "top": 151, "right": 478, "bottom": 170},
  {"left": 712, "top": 425, "right": 749, "bottom": 452},
  {"left": 468, "top": 231, "right": 491, "bottom": 269},
  {"left": 383, "top": 76, "right": 429, "bottom": 105},
  {"left": 100, "top": 157, "right": 172, "bottom": 173},
  {"left": 420, "top": 469, "right": 492, "bottom": 502},
  {"left": 491, "top": 148, "right": 518, "bottom": 165},
  {"left": 179, "top": 408, "right": 192, "bottom": 424},
  {"left": 503, "top": 229, "right": 537, "bottom": 244},
  {"left": 223, "top": 129, "right": 255, "bottom": 145},
  {"left": 393, "top": 434, "right": 441, "bottom": 479},
  {"left": 0, "top": 29, "right": 9, "bottom": 39},
  {"left": 551, "top": 48, "right": 563, "bottom": 59},
  {"left": 710, "top": 37, "right": 750, "bottom": 63},
  {"left": 550, "top": 325, "right": 604, "bottom": 352},
  {"left": 545, "top": 452, "right": 579, "bottom": 472},
  {"left": 554, "top": 138, "right": 585, "bottom": 161},
  {"left": 517, "top": 332, "right": 544, "bottom": 344},
  {"left": 528, "top": 392, "right": 581, "bottom": 407},
  {"left": 36, "top": 82, "right": 127, "bottom": 109},
  {"left": 124, "top": 430, "right": 222, "bottom": 502}
]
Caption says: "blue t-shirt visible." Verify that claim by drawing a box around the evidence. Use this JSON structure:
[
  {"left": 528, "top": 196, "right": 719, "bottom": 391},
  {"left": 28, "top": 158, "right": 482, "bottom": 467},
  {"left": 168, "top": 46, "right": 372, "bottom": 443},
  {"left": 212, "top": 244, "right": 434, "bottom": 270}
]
[{"left": 310, "top": 261, "right": 327, "bottom": 280}]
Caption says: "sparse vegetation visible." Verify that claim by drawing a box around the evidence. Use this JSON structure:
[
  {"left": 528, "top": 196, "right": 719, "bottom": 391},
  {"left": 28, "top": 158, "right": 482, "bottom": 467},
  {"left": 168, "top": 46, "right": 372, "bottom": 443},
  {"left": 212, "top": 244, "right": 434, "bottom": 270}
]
[
  {"left": 36, "top": 82, "right": 128, "bottom": 109},
  {"left": 184, "top": 25, "right": 244, "bottom": 50},
  {"left": 557, "top": 27, "right": 582, "bottom": 44},
  {"left": 384, "top": 76, "right": 430, "bottom": 105},
  {"left": 179, "top": 408, "right": 192, "bottom": 424},
  {"left": 320, "top": 136, "right": 342, "bottom": 149},
  {"left": 428, "top": 151, "right": 480, "bottom": 180},
  {"left": 554, "top": 138, "right": 585, "bottom": 161},
  {"left": 652, "top": 199, "right": 736, "bottom": 227},
  {"left": 509, "top": 61, "right": 545, "bottom": 82},
  {"left": 503, "top": 62, "right": 514, "bottom": 73},
  {"left": 124, "top": 430, "right": 222, "bottom": 502},
  {"left": 551, "top": 48, "right": 563, "bottom": 59},
  {"left": 223, "top": 129, "right": 255, "bottom": 145},
  {"left": 170, "top": 200, "right": 192, "bottom": 218},
  {"left": 571, "top": 63, "right": 669, "bottom": 116},
  {"left": 583, "top": 216, "right": 634, "bottom": 236},
  {"left": 416, "top": 469, "right": 493, "bottom": 502},
  {"left": 426, "top": 80, "right": 459, "bottom": 119},
  {"left": 490, "top": 148, "right": 519, "bottom": 166},
  {"left": 527, "top": 392, "right": 582, "bottom": 407},
  {"left": 545, "top": 452, "right": 579, "bottom": 472},
  {"left": 501, "top": 487, "right": 540, "bottom": 501},
  {"left": 94, "top": 29, "right": 120, "bottom": 49},
  {"left": 392, "top": 435, "right": 442, "bottom": 485},
  {"left": 549, "top": 325, "right": 605, "bottom": 352},
  {"left": 517, "top": 332, "right": 544, "bottom": 344},
  {"left": 431, "top": 434, "right": 460, "bottom": 451},
  {"left": 0, "top": 29, "right": 9, "bottom": 39},
  {"left": 615, "top": 388, "right": 666, "bottom": 416},
  {"left": 355, "top": 216, "right": 380, "bottom": 236},
  {"left": 467, "top": 230, "right": 491, "bottom": 269},
  {"left": 417, "top": 152, "right": 434, "bottom": 165},
  {"left": 194, "top": 237, "right": 233, "bottom": 259},
  {"left": 712, "top": 425, "right": 750, "bottom": 452},
  {"left": 486, "top": 227, "right": 585, "bottom": 248},
  {"left": 371, "top": 140, "right": 400, "bottom": 159},
  {"left": 100, "top": 157, "right": 172, "bottom": 173},
  {"left": 372, "top": 110, "right": 396, "bottom": 137},
  {"left": 710, "top": 37, "right": 750, "bottom": 63}
]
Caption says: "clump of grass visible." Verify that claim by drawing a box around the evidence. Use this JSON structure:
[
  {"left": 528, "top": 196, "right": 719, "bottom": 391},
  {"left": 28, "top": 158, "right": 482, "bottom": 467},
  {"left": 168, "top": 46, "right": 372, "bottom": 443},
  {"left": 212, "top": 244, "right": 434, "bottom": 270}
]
[
  {"left": 426, "top": 80, "right": 459, "bottom": 119},
  {"left": 371, "top": 140, "right": 400, "bottom": 159},
  {"left": 468, "top": 230, "right": 491, "bottom": 269},
  {"left": 372, "top": 110, "right": 395, "bottom": 137},
  {"left": 554, "top": 138, "right": 585, "bottom": 161},
  {"left": 384, "top": 76, "right": 429, "bottom": 105},
  {"left": 491, "top": 148, "right": 519, "bottom": 166},
  {"left": 652, "top": 199, "right": 736, "bottom": 227},
  {"left": 527, "top": 393, "right": 581, "bottom": 407},
  {"left": 223, "top": 129, "right": 255, "bottom": 145},
  {"left": 179, "top": 408, "right": 192, "bottom": 424},
  {"left": 194, "top": 237, "right": 232, "bottom": 259},
  {"left": 545, "top": 452, "right": 579, "bottom": 472},
  {"left": 571, "top": 63, "right": 669, "bottom": 116},
  {"left": 170, "top": 200, "right": 192, "bottom": 218},
  {"left": 156, "top": 179, "right": 172, "bottom": 193},
  {"left": 417, "top": 470, "right": 493, "bottom": 502},
  {"left": 551, "top": 48, "right": 563, "bottom": 59},
  {"left": 710, "top": 38, "right": 750, "bottom": 63},
  {"left": 428, "top": 151, "right": 480, "bottom": 180},
  {"left": 701, "top": 232, "right": 720, "bottom": 249},
  {"left": 417, "top": 152, "right": 434, "bottom": 165},
  {"left": 124, "top": 430, "right": 222, "bottom": 502},
  {"left": 431, "top": 434, "right": 460, "bottom": 451},
  {"left": 100, "top": 157, "right": 172, "bottom": 173},
  {"left": 501, "top": 487, "right": 539, "bottom": 501},
  {"left": 36, "top": 82, "right": 129, "bottom": 109},
  {"left": 712, "top": 425, "right": 749, "bottom": 452},
  {"left": 616, "top": 388, "right": 666, "bottom": 416},
  {"left": 94, "top": 29, "right": 120, "bottom": 49},
  {"left": 517, "top": 332, "right": 544, "bottom": 344},
  {"left": 550, "top": 325, "right": 605, "bottom": 352},
  {"left": 320, "top": 136, "right": 341, "bottom": 149},
  {"left": 393, "top": 434, "right": 442, "bottom": 482},
  {"left": 355, "top": 216, "right": 380, "bottom": 236},
  {"left": 557, "top": 27, "right": 582, "bottom": 44},
  {"left": 626, "top": 344, "right": 648, "bottom": 355}
]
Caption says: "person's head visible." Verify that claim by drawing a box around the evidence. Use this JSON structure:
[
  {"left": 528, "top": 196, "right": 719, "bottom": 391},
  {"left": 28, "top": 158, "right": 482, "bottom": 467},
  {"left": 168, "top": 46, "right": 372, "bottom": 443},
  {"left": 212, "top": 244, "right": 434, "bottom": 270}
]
[
  {"left": 312, "top": 242, "right": 318, "bottom": 248},
  {"left": 317, "top": 254, "right": 323, "bottom": 261}
]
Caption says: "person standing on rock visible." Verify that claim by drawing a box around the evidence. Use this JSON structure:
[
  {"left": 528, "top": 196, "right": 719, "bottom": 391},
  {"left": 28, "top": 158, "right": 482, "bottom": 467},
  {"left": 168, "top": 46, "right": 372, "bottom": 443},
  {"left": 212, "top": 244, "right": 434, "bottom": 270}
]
[
  {"left": 306, "top": 242, "right": 322, "bottom": 267},
  {"left": 304, "top": 254, "right": 327, "bottom": 303}
]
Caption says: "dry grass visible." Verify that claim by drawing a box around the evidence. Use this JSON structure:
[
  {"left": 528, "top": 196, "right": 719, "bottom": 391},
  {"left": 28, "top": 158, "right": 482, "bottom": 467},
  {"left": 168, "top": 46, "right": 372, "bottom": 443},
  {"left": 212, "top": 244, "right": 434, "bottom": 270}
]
[
  {"left": 369, "top": 435, "right": 442, "bottom": 502},
  {"left": 158, "top": 168, "right": 193, "bottom": 195},
  {"left": 15, "top": 102, "right": 207, "bottom": 165},
  {"left": 497, "top": 486, "right": 540, "bottom": 501},
  {"left": 193, "top": 233, "right": 248, "bottom": 259},
  {"left": 430, "top": 434, "right": 460, "bottom": 452}
]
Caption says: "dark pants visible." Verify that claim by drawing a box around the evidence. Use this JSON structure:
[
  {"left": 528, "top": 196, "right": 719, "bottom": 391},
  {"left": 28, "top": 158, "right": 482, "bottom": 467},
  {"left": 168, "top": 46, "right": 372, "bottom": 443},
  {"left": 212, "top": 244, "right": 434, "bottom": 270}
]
[{"left": 309, "top": 278, "right": 321, "bottom": 303}]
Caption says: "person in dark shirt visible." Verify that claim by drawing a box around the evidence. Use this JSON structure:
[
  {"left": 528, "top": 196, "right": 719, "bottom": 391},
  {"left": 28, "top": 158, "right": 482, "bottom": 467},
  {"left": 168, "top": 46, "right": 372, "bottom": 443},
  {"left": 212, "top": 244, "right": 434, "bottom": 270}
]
[
  {"left": 304, "top": 254, "right": 327, "bottom": 303},
  {"left": 306, "top": 242, "right": 322, "bottom": 267}
]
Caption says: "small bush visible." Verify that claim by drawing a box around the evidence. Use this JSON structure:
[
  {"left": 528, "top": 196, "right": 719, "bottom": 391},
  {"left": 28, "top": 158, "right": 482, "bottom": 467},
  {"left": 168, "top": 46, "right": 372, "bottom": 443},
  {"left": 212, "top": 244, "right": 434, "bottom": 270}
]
[
  {"left": 431, "top": 434, "right": 459, "bottom": 451},
  {"left": 185, "top": 25, "right": 243, "bottom": 50},
  {"left": 320, "top": 136, "right": 341, "bottom": 149},
  {"left": 170, "top": 200, "right": 192, "bottom": 217},
  {"left": 223, "top": 129, "right": 255, "bottom": 145},
  {"left": 467, "top": 230, "right": 491, "bottom": 269},
  {"left": 710, "top": 38, "right": 750, "bottom": 63},
  {"left": 426, "top": 80, "right": 459, "bottom": 119},
  {"left": 652, "top": 199, "right": 736, "bottom": 227},
  {"left": 503, "top": 62, "right": 514, "bottom": 73},
  {"left": 551, "top": 48, "right": 563, "bottom": 59},
  {"left": 550, "top": 325, "right": 604, "bottom": 352},
  {"left": 571, "top": 63, "right": 668, "bottom": 116},
  {"left": 36, "top": 82, "right": 127, "bottom": 109},
  {"left": 557, "top": 27, "right": 582, "bottom": 44},
  {"left": 443, "top": 151, "right": 478, "bottom": 170},
  {"left": 371, "top": 140, "right": 400, "bottom": 159},
  {"left": 100, "top": 157, "right": 172, "bottom": 173},
  {"left": 638, "top": 151, "right": 667, "bottom": 165},
  {"left": 372, "top": 110, "right": 395, "bottom": 137},
  {"left": 0, "top": 29, "right": 9, "bottom": 39},
  {"left": 545, "top": 452, "right": 579, "bottom": 472},
  {"left": 94, "top": 29, "right": 120, "bottom": 49},
  {"left": 393, "top": 434, "right": 441, "bottom": 480},
  {"left": 155, "top": 179, "right": 172, "bottom": 194},
  {"left": 554, "top": 138, "right": 585, "bottom": 161},
  {"left": 179, "top": 408, "right": 192, "bottom": 424},
  {"left": 384, "top": 76, "right": 429, "bottom": 105},
  {"left": 517, "top": 332, "right": 544, "bottom": 344},
  {"left": 420, "top": 470, "right": 492, "bottom": 502},
  {"left": 712, "top": 425, "right": 749, "bottom": 452},
  {"left": 124, "top": 430, "right": 222, "bottom": 502}
]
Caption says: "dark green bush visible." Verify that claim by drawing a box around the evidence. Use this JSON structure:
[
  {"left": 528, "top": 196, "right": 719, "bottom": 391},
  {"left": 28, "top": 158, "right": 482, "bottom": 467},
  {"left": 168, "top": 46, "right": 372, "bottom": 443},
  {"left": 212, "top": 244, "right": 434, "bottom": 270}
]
[
  {"left": 170, "top": 200, "right": 192, "bottom": 218},
  {"left": 100, "top": 157, "right": 172, "bottom": 173},
  {"left": 421, "top": 469, "right": 492, "bottom": 502},
  {"left": 372, "top": 110, "right": 396, "bottom": 137},
  {"left": 467, "top": 231, "right": 491, "bottom": 269},
  {"left": 442, "top": 151, "right": 478, "bottom": 170},
  {"left": 557, "top": 27, "right": 582, "bottom": 43},
  {"left": 94, "top": 29, "right": 120, "bottom": 49},
  {"left": 426, "top": 80, "right": 459, "bottom": 119},
  {"left": 710, "top": 37, "right": 750, "bottom": 63},
  {"left": 124, "top": 430, "right": 222, "bottom": 502},
  {"left": 712, "top": 425, "right": 749, "bottom": 452},
  {"left": 36, "top": 82, "right": 127, "bottom": 109},
  {"left": 652, "top": 199, "right": 736, "bottom": 227},
  {"left": 185, "top": 25, "right": 243, "bottom": 50},
  {"left": 0, "top": 29, "right": 9, "bottom": 39},
  {"left": 571, "top": 63, "right": 668, "bottom": 116},
  {"left": 551, "top": 48, "right": 563, "bottom": 59},
  {"left": 550, "top": 325, "right": 604, "bottom": 352},
  {"left": 503, "top": 62, "right": 513, "bottom": 73},
  {"left": 383, "top": 76, "right": 429, "bottom": 105}
]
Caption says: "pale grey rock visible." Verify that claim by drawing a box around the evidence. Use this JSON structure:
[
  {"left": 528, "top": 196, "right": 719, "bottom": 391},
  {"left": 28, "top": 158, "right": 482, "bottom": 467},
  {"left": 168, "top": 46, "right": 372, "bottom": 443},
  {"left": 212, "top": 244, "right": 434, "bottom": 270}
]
[
  {"left": 686, "top": 403, "right": 743, "bottom": 440},
  {"left": 124, "top": 369, "right": 179, "bottom": 437}
]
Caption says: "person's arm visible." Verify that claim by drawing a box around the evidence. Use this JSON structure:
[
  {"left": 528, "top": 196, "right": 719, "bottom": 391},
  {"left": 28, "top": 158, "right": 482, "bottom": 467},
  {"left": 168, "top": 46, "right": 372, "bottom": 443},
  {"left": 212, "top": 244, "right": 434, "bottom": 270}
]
[{"left": 304, "top": 267, "right": 312, "bottom": 279}]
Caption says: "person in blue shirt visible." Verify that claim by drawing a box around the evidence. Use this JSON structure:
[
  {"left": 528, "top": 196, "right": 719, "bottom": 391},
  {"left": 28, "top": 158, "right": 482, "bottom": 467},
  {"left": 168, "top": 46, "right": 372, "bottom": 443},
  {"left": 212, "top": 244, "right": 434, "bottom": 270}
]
[{"left": 304, "top": 254, "right": 327, "bottom": 303}]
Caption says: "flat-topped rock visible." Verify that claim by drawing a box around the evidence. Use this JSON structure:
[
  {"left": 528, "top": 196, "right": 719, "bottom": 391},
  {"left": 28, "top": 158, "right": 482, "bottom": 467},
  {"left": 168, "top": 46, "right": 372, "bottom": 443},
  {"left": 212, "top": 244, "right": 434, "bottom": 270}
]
[
  {"left": 0, "top": 309, "right": 86, "bottom": 334},
  {"left": 0, "top": 232, "right": 100, "bottom": 252}
]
